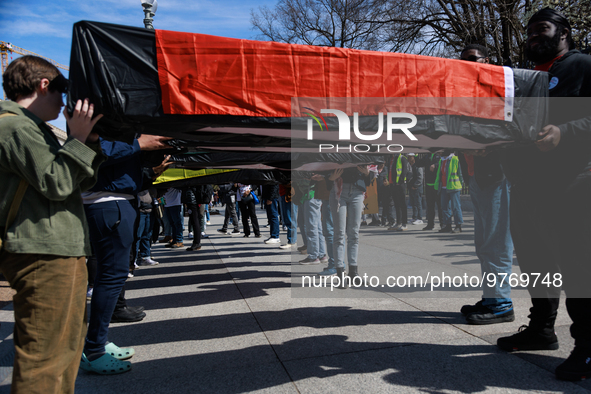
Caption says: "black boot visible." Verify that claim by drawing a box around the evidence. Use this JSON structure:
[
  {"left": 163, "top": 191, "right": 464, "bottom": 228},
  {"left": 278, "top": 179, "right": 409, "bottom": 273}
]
[
  {"left": 336, "top": 267, "right": 348, "bottom": 289},
  {"left": 497, "top": 299, "right": 559, "bottom": 351},
  {"left": 347, "top": 266, "right": 363, "bottom": 287},
  {"left": 438, "top": 225, "right": 452, "bottom": 233}
]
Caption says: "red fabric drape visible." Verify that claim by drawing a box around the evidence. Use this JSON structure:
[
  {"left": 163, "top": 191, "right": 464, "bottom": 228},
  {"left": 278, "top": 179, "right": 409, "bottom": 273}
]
[{"left": 156, "top": 30, "right": 508, "bottom": 120}]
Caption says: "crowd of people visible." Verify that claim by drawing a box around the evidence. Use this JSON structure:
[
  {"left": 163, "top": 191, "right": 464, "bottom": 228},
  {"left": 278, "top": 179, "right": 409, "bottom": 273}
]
[{"left": 0, "top": 6, "right": 589, "bottom": 392}]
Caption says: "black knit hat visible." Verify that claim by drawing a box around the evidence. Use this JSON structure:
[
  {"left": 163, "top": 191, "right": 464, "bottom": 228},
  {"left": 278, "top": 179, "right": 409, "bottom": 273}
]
[{"left": 528, "top": 7, "right": 575, "bottom": 49}]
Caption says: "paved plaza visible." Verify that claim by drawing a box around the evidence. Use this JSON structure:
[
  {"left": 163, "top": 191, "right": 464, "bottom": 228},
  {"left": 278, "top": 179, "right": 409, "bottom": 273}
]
[{"left": 0, "top": 206, "right": 589, "bottom": 393}]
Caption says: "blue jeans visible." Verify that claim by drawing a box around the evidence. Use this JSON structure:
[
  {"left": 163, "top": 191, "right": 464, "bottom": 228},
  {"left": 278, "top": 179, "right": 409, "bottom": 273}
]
[
  {"left": 84, "top": 200, "right": 136, "bottom": 355},
  {"left": 166, "top": 205, "right": 183, "bottom": 243},
  {"left": 303, "top": 198, "right": 326, "bottom": 259},
  {"left": 440, "top": 188, "right": 463, "bottom": 226},
  {"left": 265, "top": 198, "right": 280, "bottom": 238},
  {"left": 297, "top": 203, "right": 306, "bottom": 247},
  {"left": 279, "top": 198, "right": 296, "bottom": 244},
  {"left": 409, "top": 188, "right": 423, "bottom": 220},
  {"left": 135, "top": 211, "right": 152, "bottom": 259},
  {"left": 330, "top": 183, "right": 364, "bottom": 269},
  {"left": 470, "top": 176, "right": 513, "bottom": 311},
  {"left": 321, "top": 199, "right": 335, "bottom": 269},
  {"left": 161, "top": 207, "right": 171, "bottom": 236}
]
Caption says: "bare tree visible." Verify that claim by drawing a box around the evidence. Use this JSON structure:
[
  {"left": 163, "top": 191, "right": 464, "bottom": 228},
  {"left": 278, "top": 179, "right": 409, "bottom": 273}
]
[
  {"left": 251, "top": 0, "right": 395, "bottom": 50},
  {"left": 251, "top": 0, "right": 591, "bottom": 65}
]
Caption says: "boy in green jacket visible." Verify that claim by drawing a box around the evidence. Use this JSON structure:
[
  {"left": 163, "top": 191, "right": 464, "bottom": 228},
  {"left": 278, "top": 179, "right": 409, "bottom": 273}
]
[{"left": 0, "top": 55, "right": 104, "bottom": 393}]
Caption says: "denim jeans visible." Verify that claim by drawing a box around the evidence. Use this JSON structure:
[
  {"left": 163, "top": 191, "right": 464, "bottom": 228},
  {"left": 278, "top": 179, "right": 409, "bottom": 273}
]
[
  {"left": 440, "top": 188, "right": 463, "bottom": 226},
  {"left": 161, "top": 207, "right": 171, "bottom": 236},
  {"left": 409, "top": 188, "right": 423, "bottom": 220},
  {"left": 135, "top": 211, "right": 152, "bottom": 259},
  {"left": 166, "top": 205, "right": 183, "bottom": 243},
  {"left": 330, "top": 183, "right": 364, "bottom": 269},
  {"left": 265, "top": 198, "right": 280, "bottom": 238},
  {"left": 470, "top": 176, "right": 513, "bottom": 310},
  {"left": 296, "top": 203, "right": 306, "bottom": 247},
  {"left": 303, "top": 198, "right": 326, "bottom": 259},
  {"left": 321, "top": 199, "right": 335, "bottom": 268},
  {"left": 84, "top": 200, "right": 136, "bottom": 355},
  {"left": 279, "top": 197, "right": 296, "bottom": 244}
]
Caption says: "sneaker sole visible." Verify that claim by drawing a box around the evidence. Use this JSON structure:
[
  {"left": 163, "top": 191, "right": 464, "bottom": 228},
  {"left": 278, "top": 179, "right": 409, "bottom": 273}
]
[
  {"left": 556, "top": 369, "right": 590, "bottom": 381},
  {"left": 466, "top": 313, "right": 515, "bottom": 325},
  {"left": 497, "top": 339, "right": 559, "bottom": 352}
]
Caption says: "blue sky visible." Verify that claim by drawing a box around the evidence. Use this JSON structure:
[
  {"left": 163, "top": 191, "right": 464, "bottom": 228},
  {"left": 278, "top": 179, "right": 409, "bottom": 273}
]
[{"left": 0, "top": 0, "right": 275, "bottom": 130}]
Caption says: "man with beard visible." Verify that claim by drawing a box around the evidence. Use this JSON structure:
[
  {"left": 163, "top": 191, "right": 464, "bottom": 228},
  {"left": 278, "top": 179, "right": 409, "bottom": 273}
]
[{"left": 497, "top": 8, "right": 591, "bottom": 381}]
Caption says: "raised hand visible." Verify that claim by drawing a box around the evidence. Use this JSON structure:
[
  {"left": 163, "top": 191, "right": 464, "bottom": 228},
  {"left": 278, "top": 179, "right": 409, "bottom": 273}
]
[{"left": 64, "top": 99, "right": 103, "bottom": 143}]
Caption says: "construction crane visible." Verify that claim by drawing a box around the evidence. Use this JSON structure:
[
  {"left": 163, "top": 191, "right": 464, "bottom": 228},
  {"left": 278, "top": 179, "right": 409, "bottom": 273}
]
[{"left": 1, "top": 41, "right": 69, "bottom": 99}]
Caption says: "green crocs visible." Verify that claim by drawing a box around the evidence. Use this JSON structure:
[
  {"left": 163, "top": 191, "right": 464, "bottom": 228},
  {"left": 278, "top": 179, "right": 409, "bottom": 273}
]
[
  {"left": 80, "top": 353, "right": 131, "bottom": 375},
  {"left": 105, "top": 342, "right": 135, "bottom": 360}
]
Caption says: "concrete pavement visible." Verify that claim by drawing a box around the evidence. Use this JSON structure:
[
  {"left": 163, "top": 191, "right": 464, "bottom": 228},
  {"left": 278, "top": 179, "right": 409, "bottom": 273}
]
[{"left": 0, "top": 206, "right": 589, "bottom": 393}]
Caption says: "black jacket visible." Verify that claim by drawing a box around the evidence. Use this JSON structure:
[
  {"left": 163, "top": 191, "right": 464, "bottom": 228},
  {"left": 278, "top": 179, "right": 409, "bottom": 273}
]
[
  {"left": 416, "top": 153, "right": 441, "bottom": 186},
  {"left": 262, "top": 184, "right": 280, "bottom": 201},
  {"left": 218, "top": 184, "right": 237, "bottom": 204},
  {"left": 501, "top": 50, "right": 591, "bottom": 188}
]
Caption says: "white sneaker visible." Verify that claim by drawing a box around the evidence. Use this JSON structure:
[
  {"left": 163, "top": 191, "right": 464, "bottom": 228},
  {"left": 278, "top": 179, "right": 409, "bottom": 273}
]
[
  {"left": 279, "top": 243, "right": 296, "bottom": 249},
  {"left": 264, "top": 237, "right": 281, "bottom": 244},
  {"left": 395, "top": 225, "right": 408, "bottom": 231},
  {"left": 187, "top": 232, "right": 194, "bottom": 239},
  {"left": 140, "top": 257, "right": 159, "bottom": 266},
  {"left": 412, "top": 219, "right": 423, "bottom": 225},
  {"left": 206, "top": 221, "right": 211, "bottom": 225},
  {"left": 128, "top": 272, "right": 134, "bottom": 278}
]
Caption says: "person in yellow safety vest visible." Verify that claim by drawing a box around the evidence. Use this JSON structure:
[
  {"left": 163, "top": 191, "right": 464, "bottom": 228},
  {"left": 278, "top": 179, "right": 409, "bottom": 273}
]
[{"left": 434, "top": 151, "right": 464, "bottom": 233}]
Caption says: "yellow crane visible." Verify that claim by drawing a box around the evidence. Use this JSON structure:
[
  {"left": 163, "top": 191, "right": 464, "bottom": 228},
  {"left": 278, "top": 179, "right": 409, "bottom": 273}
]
[{"left": 1, "top": 41, "right": 69, "bottom": 99}]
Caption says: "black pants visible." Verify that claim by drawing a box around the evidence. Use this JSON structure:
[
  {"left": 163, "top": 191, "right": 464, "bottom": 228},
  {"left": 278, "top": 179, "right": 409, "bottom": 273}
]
[
  {"left": 186, "top": 203, "right": 202, "bottom": 247},
  {"left": 511, "top": 175, "right": 591, "bottom": 347},
  {"left": 424, "top": 185, "right": 442, "bottom": 227},
  {"left": 378, "top": 186, "right": 394, "bottom": 225},
  {"left": 392, "top": 184, "right": 407, "bottom": 225},
  {"left": 239, "top": 199, "right": 260, "bottom": 236}
]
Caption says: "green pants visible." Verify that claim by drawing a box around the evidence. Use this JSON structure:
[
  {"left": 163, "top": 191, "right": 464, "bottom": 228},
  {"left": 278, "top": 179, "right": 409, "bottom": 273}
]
[{"left": 0, "top": 252, "right": 87, "bottom": 394}]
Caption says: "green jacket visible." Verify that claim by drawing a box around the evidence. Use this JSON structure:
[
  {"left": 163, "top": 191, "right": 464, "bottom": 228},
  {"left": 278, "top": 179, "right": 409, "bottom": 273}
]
[
  {"left": 0, "top": 101, "right": 106, "bottom": 257},
  {"left": 434, "top": 155, "right": 463, "bottom": 191}
]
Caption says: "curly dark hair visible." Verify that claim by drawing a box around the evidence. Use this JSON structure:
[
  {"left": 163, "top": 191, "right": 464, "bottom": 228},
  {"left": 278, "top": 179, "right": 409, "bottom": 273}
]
[{"left": 460, "top": 44, "right": 489, "bottom": 58}]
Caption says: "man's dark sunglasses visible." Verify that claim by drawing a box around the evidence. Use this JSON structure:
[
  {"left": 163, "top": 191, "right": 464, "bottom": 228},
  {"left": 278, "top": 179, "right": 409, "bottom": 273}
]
[
  {"left": 462, "top": 55, "right": 486, "bottom": 62},
  {"left": 48, "top": 74, "right": 68, "bottom": 94}
]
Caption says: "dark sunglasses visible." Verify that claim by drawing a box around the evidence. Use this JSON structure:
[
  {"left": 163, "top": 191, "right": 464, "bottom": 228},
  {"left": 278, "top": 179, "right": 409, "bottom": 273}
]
[
  {"left": 462, "top": 55, "right": 486, "bottom": 62},
  {"left": 48, "top": 74, "right": 68, "bottom": 94}
]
